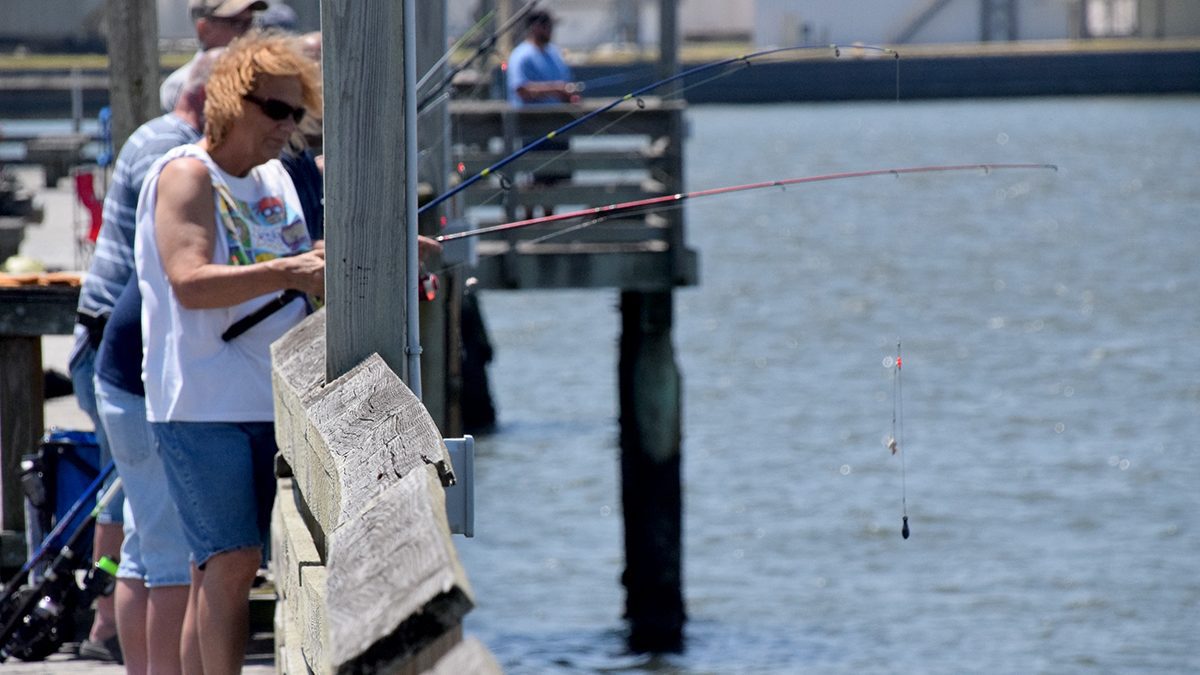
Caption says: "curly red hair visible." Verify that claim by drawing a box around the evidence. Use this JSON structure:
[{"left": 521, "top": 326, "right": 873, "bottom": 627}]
[{"left": 204, "top": 30, "right": 321, "bottom": 151}]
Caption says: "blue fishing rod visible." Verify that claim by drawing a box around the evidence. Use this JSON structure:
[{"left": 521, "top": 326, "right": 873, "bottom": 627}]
[
  {"left": 0, "top": 461, "right": 116, "bottom": 604},
  {"left": 418, "top": 43, "right": 898, "bottom": 216},
  {"left": 1, "top": 472, "right": 123, "bottom": 662}
]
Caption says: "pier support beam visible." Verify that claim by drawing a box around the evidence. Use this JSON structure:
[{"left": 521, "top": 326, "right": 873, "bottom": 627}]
[
  {"left": 618, "top": 290, "right": 685, "bottom": 652},
  {"left": 105, "top": 0, "right": 159, "bottom": 149}
]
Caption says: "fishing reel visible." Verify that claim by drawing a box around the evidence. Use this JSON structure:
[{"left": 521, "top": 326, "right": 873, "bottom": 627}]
[
  {"left": 419, "top": 272, "right": 439, "bottom": 302},
  {"left": 0, "top": 557, "right": 117, "bottom": 663}
]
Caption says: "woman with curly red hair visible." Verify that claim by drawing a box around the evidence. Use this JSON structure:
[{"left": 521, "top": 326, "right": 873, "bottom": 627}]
[{"left": 133, "top": 31, "right": 323, "bottom": 674}]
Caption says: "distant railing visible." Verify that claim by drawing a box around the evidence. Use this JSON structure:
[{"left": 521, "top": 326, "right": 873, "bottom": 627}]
[{"left": 446, "top": 97, "right": 695, "bottom": 291}]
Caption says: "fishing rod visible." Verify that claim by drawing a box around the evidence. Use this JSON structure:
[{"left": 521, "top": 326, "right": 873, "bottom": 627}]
[
  {"left": 415, "top": 8, "right": 495, "bottom": 95},
  {"left": 436, "top": 163, "right": 1059, "bottom": 242},
  {"left": 1, "top": 477, "right": 124, "bottom": 662},
  {"left": 419, "top": 43, "right": 898, "bottom": 216},
  {"left": 417, "top": 0, "right": 541, "bottom": 113},
  {"left": 0, "top": 460, "right": 117, "bottom": 605}
]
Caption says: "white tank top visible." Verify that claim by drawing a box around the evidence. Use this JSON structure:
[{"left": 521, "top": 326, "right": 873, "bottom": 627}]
[{"left": 134, "top": 144, "right": 312, "bottom": 422}]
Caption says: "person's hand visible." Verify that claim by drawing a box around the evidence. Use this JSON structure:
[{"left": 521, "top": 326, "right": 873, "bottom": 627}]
[
  {"left": 565, "top": 81, "right": 583, "bottom": 104},
  {"left": 418, "top": 235, "right": 442, "bottom": 263},
  {"left": 277, "top": 248, "right": 325, "bottom": 297}
]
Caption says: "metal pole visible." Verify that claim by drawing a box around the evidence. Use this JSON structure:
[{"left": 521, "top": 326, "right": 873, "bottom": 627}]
[{"left": 405, "top": 0, "right": 422, "bottom": 398}]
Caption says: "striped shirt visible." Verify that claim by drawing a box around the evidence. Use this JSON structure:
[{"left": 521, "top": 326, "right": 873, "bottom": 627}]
[{"left": 72, "top": 113, "right": 200, "bottom": 358}]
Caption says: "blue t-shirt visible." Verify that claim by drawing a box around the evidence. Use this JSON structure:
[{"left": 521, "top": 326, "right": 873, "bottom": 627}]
[
  {"left": 281, "top": 149, "right": 324, "bottom": 241},
  {"left": 506, "top": 41, "right": 572, "bottom": 107},
  {"left": 96, "top": 279, "right": 144, "bottom": 396}
]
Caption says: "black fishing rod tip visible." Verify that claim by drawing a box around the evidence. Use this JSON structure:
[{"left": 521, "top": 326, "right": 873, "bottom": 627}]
[{"left": 901, "top": 516, "right": 910, "bottom": 539}]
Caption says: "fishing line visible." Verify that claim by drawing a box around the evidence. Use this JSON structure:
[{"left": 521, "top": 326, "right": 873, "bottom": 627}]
[
  {"left": 889, "top": 51, "right": 904, "bottom": 539},
  {"left": 452, "top": 58, "right": 763, "bottom": 217},
  {"left": 417, "top": 0, "right": 542, "bottom": 112},
  {"left": 437, "top": 163, "right": 1058, "bottom": 242},
  {"left": 426, "top": 162, "right": 1058, "bottom": 295},
  {"left": 416, "top": 8, "right": 495, "bottom": 95},
  {"left": 413, "top": 2, "right": 540, "bottom": 182},
  {"left": 421, "top": 43, "right": 898, "bottom": 216},
  {"left": 890, "top": 340, "right": 909, "bottom": 539}
]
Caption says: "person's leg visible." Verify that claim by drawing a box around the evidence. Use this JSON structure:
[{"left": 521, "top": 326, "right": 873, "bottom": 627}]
[
  {"left": 180, "top": 565, "right": 203, "bottom": 675},
  {"left": 70, "top": 349, "right": 123, "bottom": 659},
  {"left": 154, "top": 421, "right": 277, "bottom": 674},
  {"left": 112, "top": 500, "right": 148, "bottom": 672},
  {"left": 114, "top": 578, "right": 149, "bottom": 675},
  {"left": 146, "top": 584, "right": 189, "bottom": 675},
  {"left": 89, "top": 523, "right": 123, "bottom": 642},
  {"left": 98, "top": 382, "right": 193, "bottom": 674},
  {"left": 196, "top": 547, "right": 261, "bottom": 674}
]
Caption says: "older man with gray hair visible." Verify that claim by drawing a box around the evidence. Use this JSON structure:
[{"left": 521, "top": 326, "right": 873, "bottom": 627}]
[{"left": 159, "top": 0, "right": 267, "bottom": 112}]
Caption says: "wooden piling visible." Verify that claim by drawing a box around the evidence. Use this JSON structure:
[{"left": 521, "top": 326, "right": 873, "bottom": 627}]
[
  {"left": 618, "top": 289, "right": 685, "bottom": 652},
  {"left": 321, "top": 0, "right": 413, "bottom": 383},
  {"left": 0, "top": 337, "right": 42, "bottom": 534}
]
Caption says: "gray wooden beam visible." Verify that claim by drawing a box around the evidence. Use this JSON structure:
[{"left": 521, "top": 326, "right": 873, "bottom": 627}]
[
  {"left": 105, "top": 0, "right": 159, "bottom": 150},
  {"left": 321, "top": 1, "right": 412, "bottom": 382},
  {"left": 271, "top": 309, "right": 483, "bottom": 672}
]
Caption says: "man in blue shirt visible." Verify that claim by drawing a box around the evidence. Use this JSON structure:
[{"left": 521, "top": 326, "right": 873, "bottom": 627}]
[
  {"left": 506, "top": 11, "right": 580, "bottom": 107},
  {"left": 506, "top": 11, "right": 580, "bottom": 218}
]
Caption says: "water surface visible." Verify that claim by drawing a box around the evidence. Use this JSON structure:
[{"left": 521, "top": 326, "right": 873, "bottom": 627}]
[{"left": 458, "top": 96, "right": 1200, "bottom": 674}]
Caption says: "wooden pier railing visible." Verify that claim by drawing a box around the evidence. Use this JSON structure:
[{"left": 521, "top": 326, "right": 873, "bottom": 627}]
[
  {"left": 446, "top": 97, "right": 695, "bottom": 292},
  {"left": 270, "top": 308, "right": 499, "bottom": 674}
]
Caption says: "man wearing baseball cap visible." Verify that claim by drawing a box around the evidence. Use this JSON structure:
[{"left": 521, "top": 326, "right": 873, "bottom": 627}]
[{"left": 159, "top": 0, "right": 268, "bottom": 112}]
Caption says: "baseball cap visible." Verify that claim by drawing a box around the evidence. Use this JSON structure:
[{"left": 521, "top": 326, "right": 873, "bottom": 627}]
[{"left": 189, "top": 0, "right": 269, "bottom": 20}]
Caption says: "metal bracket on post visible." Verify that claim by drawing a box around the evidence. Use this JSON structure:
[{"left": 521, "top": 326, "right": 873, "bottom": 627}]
[{"left": 442, "top": 435, "right": 475, "bottom": 537}]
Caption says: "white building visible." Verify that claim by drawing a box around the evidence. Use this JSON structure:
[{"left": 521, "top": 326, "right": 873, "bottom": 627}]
[{"left": 1, "top": 0, "right": 1198, "bottom": 51}]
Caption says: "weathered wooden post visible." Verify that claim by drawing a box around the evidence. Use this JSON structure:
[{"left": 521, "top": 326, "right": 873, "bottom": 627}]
[
  {"left": 322, "top": 1, "right": 413, "bottom": 382},
  {"left": 0, "top": 335, "right": 44, "bottom": 535},
  {"left": 616, "top": 0, "right": 686, "bottom": 653},
  {"left": 105, "top": 0, "right": 159, "bottom": 150},
  {"left": 269, "top": 2, "right": 496, "bottom": 671}
]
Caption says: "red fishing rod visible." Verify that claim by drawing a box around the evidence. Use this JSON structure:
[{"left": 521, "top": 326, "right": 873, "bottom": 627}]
[
  {"left": 225, "top": 164, "right": 1055, "bottom": 338},
  {"left": 436, "top": 163, "right": 1059, "bottom": 242}
]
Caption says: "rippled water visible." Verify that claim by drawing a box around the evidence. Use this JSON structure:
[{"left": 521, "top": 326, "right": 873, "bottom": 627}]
[{"left": 456, "top": 96, "right": 1200, "bottom": 674}]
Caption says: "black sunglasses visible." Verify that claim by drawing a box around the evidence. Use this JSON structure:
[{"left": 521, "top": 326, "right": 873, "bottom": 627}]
[{"left": 243, "top": 94, "right": 306, "bottom": 123}]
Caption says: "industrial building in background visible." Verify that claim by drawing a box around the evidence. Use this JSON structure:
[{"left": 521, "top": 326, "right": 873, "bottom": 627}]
[{"left": 2, "top": 1, "right": 1199, "bottom": 53}]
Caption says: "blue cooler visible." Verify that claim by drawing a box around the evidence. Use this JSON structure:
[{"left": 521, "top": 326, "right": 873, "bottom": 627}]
[{"left": 21, "top": 429, "right": 101, "bottom": 569}]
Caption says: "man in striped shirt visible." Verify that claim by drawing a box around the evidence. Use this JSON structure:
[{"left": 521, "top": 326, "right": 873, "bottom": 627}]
[{"left": 68, "top": 48, "right": 221, "bottom": 664}]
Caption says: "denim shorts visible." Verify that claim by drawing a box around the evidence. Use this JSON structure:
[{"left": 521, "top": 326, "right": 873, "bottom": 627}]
[
  {"left": 152, "top": 420, "right": 277, "bottom": 569},
  {"left": 68, "top": 341, "right": 124, "bottom": 524},
  {"left": 94, "top": 380, "right": 191, "bottom": 587}
]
